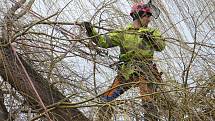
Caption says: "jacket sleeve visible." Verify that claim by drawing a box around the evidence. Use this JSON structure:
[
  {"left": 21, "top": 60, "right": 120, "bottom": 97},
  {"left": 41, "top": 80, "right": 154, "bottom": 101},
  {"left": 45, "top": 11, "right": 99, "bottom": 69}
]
[
  {"left": 150, "top": 29, "right": 166, "bottom": 51},
  {"left": 91, "top": 28, "right": 122, "bottom": 48}
]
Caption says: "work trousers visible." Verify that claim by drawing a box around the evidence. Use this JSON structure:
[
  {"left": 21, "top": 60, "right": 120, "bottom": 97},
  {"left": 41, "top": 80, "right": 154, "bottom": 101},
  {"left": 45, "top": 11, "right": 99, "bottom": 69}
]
[
  {"left": 98, "top": 62, "right": 162, "bottom": 121},
  {"left": 101, "top": 62, "right": 162, "bottom": 102}
]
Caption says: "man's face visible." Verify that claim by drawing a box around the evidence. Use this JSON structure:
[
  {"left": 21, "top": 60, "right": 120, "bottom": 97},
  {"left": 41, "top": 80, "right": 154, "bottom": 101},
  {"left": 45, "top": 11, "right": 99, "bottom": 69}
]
[{"left": 140, "top": 13, "right": 152, "bottom": 27}]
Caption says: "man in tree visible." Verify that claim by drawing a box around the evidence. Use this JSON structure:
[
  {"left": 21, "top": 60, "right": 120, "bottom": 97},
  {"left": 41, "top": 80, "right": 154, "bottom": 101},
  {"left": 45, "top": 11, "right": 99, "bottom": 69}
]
[{"left": 83, "top": 1, "right": 165, "bottom": 121}]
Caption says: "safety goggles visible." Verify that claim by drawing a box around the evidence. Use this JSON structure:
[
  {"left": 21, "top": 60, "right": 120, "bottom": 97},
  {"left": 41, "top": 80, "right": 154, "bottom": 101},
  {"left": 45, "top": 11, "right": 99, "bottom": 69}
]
[{"left": 139, "top": 11, "right": 153, "bottom": 18}]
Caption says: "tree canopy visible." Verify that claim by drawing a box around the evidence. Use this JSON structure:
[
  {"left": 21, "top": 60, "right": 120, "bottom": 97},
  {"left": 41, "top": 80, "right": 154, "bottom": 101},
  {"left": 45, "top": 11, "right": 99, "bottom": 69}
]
[{"left": 0, "top": 0, "right": 214, "bottom": 120}]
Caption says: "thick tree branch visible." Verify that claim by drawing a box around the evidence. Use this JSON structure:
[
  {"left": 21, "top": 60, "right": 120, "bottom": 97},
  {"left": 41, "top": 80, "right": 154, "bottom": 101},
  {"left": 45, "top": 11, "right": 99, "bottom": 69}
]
[{"left": 0, "top": 45, "right": 90, "bottom": 121}]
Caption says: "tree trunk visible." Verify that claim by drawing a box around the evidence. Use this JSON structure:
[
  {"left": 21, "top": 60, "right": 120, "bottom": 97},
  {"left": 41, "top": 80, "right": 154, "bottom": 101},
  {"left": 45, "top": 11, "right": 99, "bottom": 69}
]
[
  {"left": 0, "top": 89, "right": 9, "bottom": 121},
  {"left": 0, "top": 45, "right": 90, "bottom": 121}
]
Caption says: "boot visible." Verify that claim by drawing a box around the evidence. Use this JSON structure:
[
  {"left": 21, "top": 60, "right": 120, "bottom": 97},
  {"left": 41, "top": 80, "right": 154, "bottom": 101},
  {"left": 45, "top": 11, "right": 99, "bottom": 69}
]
[
  {"left": 142, "top": 101, "right": 159, "bottom": 121},
  {"left": 95, "top": 105, "right": 114, "bottom": 121}
]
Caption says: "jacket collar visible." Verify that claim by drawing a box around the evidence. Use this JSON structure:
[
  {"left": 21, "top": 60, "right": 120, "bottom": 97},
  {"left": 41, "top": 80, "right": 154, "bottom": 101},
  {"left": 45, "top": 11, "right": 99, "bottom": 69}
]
[{"left": 126, "top": 24, "right": 149, "bottom": 32}]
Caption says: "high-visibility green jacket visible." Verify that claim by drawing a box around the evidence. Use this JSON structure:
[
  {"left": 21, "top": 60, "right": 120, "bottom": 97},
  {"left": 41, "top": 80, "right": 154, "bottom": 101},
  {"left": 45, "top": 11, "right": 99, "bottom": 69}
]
[{"left": 91, "top": 24, "right": 166, "bottom": 79}]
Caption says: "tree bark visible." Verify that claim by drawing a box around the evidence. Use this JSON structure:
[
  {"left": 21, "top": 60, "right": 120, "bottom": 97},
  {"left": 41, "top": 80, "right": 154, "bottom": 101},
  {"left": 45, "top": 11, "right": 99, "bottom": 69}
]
[
  {"left": 0, "top": 89, "right": 9, "bottom": 121},
  {"left": 0, "top": 46, "right": 90, "bottom": 121}
]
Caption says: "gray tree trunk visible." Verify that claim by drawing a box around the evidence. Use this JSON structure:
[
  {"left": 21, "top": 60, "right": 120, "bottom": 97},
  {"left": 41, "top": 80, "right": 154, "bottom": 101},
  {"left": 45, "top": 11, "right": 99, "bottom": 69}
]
[{"left": 0, "top": 46, "right": 90, "bottom": 121}]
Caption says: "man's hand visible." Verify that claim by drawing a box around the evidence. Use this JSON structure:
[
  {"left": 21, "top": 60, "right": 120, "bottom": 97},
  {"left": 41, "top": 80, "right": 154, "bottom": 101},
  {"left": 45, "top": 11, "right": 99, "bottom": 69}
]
[
  {"left": 140, "top": 31, "right": 154, "bottom": 42},
  {"left": 82, "top": 22, "right": 93, "bottom": 37},
  {"left": 82, "top": 22, "right": 100, "bottom": 45}
]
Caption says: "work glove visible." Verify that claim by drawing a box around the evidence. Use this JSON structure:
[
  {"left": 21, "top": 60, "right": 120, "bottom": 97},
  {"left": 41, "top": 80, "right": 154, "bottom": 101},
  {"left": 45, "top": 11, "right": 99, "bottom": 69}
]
[
  {"left": 82, "top": 22, "right": 94, "bottom": 37},
  {"left": 140, "top": 31, "right": 154, "bottom": 42},
  {"left": 82, "top": 22, "right": 100, "bottom": 46}
]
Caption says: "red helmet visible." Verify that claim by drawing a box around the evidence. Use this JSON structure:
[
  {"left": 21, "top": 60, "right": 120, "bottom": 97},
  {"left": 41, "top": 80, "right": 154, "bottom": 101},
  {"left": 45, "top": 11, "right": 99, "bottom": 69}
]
[
  {"left": 130, "top": 2, "right": 151, "bottom": 15},
  {"left": 130, "top": 2, "right": 160, "bottom": 20}
]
